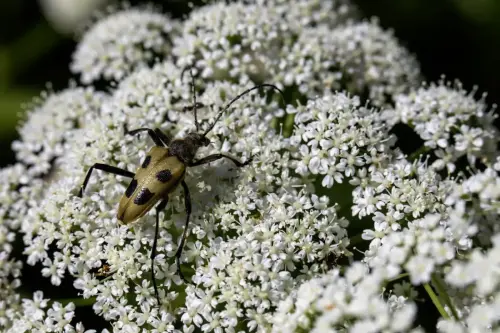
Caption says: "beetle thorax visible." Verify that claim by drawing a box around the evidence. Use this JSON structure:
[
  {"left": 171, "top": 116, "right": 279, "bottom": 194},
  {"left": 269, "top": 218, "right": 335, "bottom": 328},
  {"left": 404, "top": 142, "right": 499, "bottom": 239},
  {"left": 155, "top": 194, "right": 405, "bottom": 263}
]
[{"left": 168, "top": 132, "right": 210, "bottom": 164}]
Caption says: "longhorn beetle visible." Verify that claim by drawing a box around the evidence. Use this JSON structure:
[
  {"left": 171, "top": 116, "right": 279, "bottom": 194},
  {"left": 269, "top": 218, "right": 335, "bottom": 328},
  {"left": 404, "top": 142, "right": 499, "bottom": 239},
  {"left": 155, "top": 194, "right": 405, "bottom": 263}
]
[{"left": 78, "top": 70, "right": 284, "bottom": 305}]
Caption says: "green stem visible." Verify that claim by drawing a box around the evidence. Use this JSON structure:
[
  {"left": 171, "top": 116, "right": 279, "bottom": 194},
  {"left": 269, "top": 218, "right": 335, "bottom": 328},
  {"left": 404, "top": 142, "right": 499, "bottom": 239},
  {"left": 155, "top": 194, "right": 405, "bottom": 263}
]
[
  {"left": 388, "top": 273, "right": 409, "bottom": 283},
  {"left": 283, "top": 113, "right": 295, "bottom": 137},
  {"left": 432, "top": 274, "right": 460, "bottom": 321},
  {"left": 408, "top": 146, "right": 430, "bottom": 161},
  {"left": 424, "top": 283, "right": 449, "bottom": 319}
]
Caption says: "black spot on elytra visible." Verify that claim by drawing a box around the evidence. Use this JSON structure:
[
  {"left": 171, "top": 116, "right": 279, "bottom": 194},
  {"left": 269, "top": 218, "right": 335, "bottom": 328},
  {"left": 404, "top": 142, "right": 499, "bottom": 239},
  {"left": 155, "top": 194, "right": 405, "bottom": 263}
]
[
  {"left": 141, "top": 155, "right": 152, "bottom": 168},
  {"left": 134, "top": 188, "right": 154, "bottom": 205},
  {"left": 125, "top": 179, "right": 138, "bottom": 198},
  {"left": 156, "top": 169, "right": 172, "bottom": 183}
]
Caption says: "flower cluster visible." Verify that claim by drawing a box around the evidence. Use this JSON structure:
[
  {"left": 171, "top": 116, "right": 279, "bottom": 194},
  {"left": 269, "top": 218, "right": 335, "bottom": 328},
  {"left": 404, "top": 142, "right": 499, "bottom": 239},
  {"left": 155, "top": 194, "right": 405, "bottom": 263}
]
[
  {"left": 385, "top": 80, "right": 499, "bottom": 173},
  {"left": 366, "top": 213, "right": 475, "bottom": 284},
  {"left": 269, "top": 0, "right": 358, "bottom": 29},
  {"left": 21, "top": 69, "right": 348, "bottom": 331},
  {"left": 183, "top": 190, "right": 349, "bottom": 332},
  {"left": 12, "top": 87, "right": 107, "bottom": 177},
  {"left": 172, "top": 1, "right": 419, "bottom": 106},
  {"left": 278, "top": 19, "right": 421, "bottom": 105},
  {"left": 2, "top": 0, "right": 500, "bottom": 332},
  {"left": 0, "top": 164, "right": 45, "bottom": 330},
  {"left": 439, "top": 233, "right": 500, "bottom": 332},
  {"left": 356, "top": 159, "right": 452, "bottom": 244},
  {"left": 173, "top": 1, "right": 293, "bottom": 84},
  {"left": 272, "top": 263, "right": 420, "bottom": 333},
  {"left": 71, "top": 7, "right": 178, "bottom": 83},
  {"left": 287, "top": 92, "right": 395, "bottom": 190},
  {"left": 445, "top": 165, "right": 500, "bottom": 246},
  {"left": 5, "top": 291, "right": 93, "bottom": 333}
]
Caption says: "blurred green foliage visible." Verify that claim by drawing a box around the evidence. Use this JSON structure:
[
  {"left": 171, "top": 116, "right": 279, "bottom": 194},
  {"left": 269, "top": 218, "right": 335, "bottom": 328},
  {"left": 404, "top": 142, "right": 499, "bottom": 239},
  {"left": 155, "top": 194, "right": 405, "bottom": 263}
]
[{"left": 0, "top": 0, "right": 499, "bottom": 168}]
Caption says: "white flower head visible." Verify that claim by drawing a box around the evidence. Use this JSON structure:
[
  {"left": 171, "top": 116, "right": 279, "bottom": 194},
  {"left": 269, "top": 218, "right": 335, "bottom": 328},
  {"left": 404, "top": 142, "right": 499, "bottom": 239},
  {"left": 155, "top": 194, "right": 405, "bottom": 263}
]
[
  {"left": 272, "top": 265, "right": 417, "bottom": 333},
  {"left": 445, "top": 167, "right": 500, "bottom": 246},
  {"left": 0, "top": 164, "right": 45, "bottom": 329},
  {"left": 4, "top": 291, "right": 94, "bottom": 333},
  {"left": 288, "top": 92, "right": 396, "bottom": 189},
  {"left": 268, "top": 0, "right": 358, "bottom": 29},
  {"left": 71, "top": 7, "right": 178, "bottom": 83},
  {"left": 386, "top": 80, "right": 499, "bottom": 172},
  {"left": 184, "top": 190, "right": 349, "bottom": 332},
  {"left": 12, "top": 86, "right": 108, "bottom": 177},
  {"left": 278, "top": 19, "right": 421, "bottom": 105},
  {"left": 173, "top": 1, "right": 292, "bottom": 84}
]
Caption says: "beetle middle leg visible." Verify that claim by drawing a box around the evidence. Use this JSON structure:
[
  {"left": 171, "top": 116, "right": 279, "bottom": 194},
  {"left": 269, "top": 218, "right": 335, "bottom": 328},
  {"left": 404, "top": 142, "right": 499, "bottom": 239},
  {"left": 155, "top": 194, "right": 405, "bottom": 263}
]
[
  {"left": 188, "top": 153, "right": 253, "bottom": 168},
  {"left": 151, "top": 198, "right": 168, "bottom": 306},
  {"left": 175, "top": 180, "right": 191, "bottom": 283},
  {"left": 78, "top": 163, "right": 134, "bottom": 197}
]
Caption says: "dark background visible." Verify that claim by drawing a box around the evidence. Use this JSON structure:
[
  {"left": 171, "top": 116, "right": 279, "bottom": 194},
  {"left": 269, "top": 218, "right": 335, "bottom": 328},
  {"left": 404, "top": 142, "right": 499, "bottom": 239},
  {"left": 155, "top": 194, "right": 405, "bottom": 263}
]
[{"left": 0, "top": 0, "right": 498, "bottom": 168}]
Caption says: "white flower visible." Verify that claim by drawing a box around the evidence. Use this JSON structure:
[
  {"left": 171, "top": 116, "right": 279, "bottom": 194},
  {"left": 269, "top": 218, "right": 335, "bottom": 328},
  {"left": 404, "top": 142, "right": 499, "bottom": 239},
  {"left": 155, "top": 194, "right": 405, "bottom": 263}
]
[{"left": 445, "top": 167, "right": 500, "bottom": 246}]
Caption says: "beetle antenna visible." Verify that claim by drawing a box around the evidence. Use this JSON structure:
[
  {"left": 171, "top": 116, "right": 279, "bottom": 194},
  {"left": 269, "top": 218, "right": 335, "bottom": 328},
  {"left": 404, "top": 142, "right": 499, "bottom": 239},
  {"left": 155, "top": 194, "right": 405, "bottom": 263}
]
[
  {"left": 203, "top": 84, "right": 285, "bottom": 136},
  {"left": 190, "top": 69, "right": 199, "bottom": 131},
  {"left": 181, "top": 66, "right": 200, "bottom": 131}
]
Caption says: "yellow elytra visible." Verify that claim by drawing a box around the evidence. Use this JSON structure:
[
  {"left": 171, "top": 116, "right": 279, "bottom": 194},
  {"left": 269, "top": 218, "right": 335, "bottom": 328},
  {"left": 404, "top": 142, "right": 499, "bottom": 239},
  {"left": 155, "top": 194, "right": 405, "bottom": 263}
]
[{"left": 117, "top": 146, "right": 186, "bottom": 224}]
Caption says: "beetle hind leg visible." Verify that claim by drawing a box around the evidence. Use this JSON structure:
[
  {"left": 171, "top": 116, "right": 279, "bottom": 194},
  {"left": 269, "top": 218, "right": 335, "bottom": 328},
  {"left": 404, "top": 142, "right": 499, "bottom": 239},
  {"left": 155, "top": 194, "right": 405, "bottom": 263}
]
[
  {"left": 151, "top": 198, "right": 168, "bottom": 306},
  {"left": 78, "top": 163, "right": 134, "bottom": 197},
  {"left": 175, "top": 180, "right": 192, "bottom": 284}
]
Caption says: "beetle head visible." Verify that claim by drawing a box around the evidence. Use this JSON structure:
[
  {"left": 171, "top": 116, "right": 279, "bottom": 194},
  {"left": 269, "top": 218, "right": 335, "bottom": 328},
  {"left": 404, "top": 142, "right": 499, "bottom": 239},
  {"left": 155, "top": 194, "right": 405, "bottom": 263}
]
[{"left": 188, "top": 132, "right": 210, "bottom": 147}]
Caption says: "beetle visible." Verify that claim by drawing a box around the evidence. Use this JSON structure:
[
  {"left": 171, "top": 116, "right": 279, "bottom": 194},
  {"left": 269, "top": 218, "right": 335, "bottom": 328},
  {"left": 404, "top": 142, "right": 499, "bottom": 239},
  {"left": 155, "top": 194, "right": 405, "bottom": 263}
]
[{"left": 77, "top": 70, "right": 284, "bottom": 305}]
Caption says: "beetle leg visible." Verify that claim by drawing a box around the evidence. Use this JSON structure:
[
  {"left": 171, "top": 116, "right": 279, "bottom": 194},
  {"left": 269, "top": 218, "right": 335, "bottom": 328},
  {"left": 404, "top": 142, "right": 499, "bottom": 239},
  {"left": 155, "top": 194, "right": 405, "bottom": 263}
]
[
  {"left": 176, "top": 180, "right": 191, "bottom": 283},
  {"left": 188, "top": 153, "right": 253, "bottom": 167},
  {"left": 182, "top": 102, "right": 205, "bottom": 112},
  {"left": 78, "top": 163, "right": 134, "bottom": 197},
  {"left": 151, "top": 198, "right": 168, "bottom": 306},
  {"left": 124, "top": 125, "right": 171, "bottom": 147},
  {"left": 153, "top": 128, "right": 172, "bottom": 146}
]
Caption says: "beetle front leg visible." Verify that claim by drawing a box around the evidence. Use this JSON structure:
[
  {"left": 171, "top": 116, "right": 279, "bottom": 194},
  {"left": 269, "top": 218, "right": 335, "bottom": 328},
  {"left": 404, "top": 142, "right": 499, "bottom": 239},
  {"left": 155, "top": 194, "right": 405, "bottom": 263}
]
[
  {"left": 78, "top": 163, "right": 134, "bottom": 197},
  {"left": 188, "top": 153, "right": 253, "bottom": 168},
  {"left": 124, "top": 125, "right": 171, "bottom": 147},
  {"left": 175, "top": 180, "right": 191, "bottom": 283},
  {"left": 151, "top": 198, "right": 168, "bottom": 306}
]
